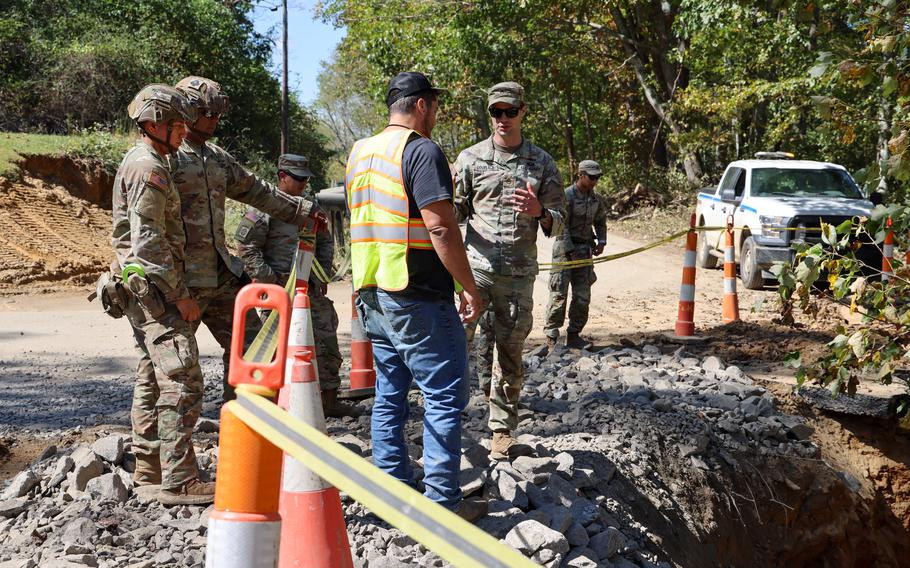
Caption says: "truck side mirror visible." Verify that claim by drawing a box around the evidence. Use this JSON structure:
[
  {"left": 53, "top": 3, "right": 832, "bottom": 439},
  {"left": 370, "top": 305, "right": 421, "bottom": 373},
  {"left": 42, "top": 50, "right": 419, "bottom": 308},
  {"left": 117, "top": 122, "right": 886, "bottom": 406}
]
[
  {"left": 721, "top": 188, "right": 736, "bottom": 202},
  {"left": 869, "top": 191, "right": 884, "bottom": 205}
]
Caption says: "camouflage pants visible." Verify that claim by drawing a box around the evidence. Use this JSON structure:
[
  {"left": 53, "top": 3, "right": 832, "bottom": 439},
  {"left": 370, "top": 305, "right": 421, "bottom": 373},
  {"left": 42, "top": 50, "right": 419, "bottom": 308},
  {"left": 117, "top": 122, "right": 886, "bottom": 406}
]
[
  {"left": 189, "top": 268, "right": 242, "bottom": 402},
  {"left": 543, "top": 263, "right": 596, "bottom": 338},
  {"left": 464, "top": 272, "right": 534, "bottom": 432},
  {"left": 471, "top": 310, "right": 495, "bottom": 394},
  {"left": 244, "top": 286, "right": 342, "bottom": 392},
  {"left": 125, "top": 294, "right": 204, "bottom": 491},
  {"left": 310, "top": 289, "right": 342, "bottom": 392}
]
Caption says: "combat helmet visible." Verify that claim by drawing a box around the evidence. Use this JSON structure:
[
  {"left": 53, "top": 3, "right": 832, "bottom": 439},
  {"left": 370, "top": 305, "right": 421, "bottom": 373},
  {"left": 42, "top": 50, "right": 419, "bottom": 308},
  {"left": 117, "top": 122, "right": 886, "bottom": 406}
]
[
  {"left": 127, "top": 84, "right": 195, "bottom": 125},
  {"left": 175, "top": 76, "right": 230, "bottom": 116}
]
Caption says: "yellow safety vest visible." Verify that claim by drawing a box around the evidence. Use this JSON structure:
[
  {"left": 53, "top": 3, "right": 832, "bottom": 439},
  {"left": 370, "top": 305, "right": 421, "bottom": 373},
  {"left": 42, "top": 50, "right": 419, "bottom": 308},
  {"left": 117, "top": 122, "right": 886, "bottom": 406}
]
[{"left": 345, "top": 128, "right": 434, "bottom": 291}]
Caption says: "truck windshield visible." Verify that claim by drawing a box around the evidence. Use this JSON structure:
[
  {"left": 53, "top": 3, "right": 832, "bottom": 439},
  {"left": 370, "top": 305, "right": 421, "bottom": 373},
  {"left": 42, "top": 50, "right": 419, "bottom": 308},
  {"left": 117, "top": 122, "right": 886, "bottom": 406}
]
[{"left": 751, "top": 168, "right": 863, "bottom": 199}]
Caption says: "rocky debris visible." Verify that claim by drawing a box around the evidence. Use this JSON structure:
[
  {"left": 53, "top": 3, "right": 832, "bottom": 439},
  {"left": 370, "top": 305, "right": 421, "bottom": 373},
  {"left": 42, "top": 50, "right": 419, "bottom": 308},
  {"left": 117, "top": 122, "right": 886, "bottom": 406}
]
[
  {"left": 0, "top": 428, "right": 219, "bottom": 567},
  {"left": 0, "top": 341, "right": 860, "bottom": 567},
  {"left": 1, "top": 471, "right": 38, "bottom": 500},
  {"left": 90, "top": 435, "right": 127, "bottom": 465}
]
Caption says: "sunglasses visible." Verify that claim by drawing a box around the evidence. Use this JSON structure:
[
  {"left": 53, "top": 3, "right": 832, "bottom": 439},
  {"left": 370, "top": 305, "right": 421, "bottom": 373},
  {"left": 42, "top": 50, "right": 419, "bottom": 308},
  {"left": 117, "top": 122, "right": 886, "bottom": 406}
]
[
  {"left": 586, "top": 174, "right": 601, "bottom": 181},
  {"left": 202, "top": 110, "right": 221, "bottom": 119},
  {"left": 283, "top": 170, "right": 310, "bottom": 183},
  {"left": 488, "top": 107, "right": 521, "bottom": 119}
]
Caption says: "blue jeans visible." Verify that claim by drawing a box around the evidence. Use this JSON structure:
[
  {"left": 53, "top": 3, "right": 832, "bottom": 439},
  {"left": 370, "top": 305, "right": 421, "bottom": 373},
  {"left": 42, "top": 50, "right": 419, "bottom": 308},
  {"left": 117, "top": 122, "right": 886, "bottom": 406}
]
[{"left": 356, "top": 288, "right": 469, "bottom": 509}]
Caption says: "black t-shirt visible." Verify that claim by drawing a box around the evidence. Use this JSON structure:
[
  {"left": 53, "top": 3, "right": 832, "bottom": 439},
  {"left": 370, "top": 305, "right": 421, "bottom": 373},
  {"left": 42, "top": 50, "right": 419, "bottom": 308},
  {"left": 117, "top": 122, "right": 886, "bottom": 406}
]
[{"left": 397, "top": 134, "right": 455, "bottom": 300}]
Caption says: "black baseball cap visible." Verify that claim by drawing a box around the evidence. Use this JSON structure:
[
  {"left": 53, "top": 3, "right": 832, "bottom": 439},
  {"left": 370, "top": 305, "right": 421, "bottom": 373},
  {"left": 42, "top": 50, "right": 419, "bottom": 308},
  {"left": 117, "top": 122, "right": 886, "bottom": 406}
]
[{"left": 386, "top": 72, "right": 445, "bottom": 107}]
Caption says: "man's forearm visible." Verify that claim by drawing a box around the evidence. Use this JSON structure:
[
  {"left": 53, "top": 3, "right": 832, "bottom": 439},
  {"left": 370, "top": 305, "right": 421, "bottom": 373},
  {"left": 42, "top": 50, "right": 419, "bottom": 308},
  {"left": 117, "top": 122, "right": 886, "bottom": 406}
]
[{"left": 428, "top": 222, "right": 477, "bottom": 293}]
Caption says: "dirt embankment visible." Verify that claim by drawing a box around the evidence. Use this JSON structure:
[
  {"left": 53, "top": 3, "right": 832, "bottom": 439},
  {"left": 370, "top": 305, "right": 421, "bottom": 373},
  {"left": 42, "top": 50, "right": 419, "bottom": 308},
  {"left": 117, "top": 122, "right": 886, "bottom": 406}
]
[
  {"left": 0, "top": 159, "right": 112, "bottom": 290},
  {"left": 16, "top": 153, "right": 113, "bottom": 209}
]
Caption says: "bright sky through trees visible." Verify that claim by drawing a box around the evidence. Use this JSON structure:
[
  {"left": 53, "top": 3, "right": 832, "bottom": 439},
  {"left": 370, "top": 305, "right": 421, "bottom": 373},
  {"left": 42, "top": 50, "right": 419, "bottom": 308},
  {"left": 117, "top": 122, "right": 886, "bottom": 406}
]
[{"left": 251, "top": 0, "right": 346, "bottom": 105}]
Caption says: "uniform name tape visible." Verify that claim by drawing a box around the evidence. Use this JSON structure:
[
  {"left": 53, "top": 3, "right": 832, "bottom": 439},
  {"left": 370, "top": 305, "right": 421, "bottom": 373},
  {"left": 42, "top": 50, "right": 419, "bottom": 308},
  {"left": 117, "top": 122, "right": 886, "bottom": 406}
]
[{"left": 228, "top": 391, "right": 537, "bottom": 568}]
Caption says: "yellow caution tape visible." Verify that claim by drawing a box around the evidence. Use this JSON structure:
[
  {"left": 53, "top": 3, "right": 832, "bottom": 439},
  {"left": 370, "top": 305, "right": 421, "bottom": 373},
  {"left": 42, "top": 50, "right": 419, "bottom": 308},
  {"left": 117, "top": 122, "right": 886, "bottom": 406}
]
[
  {"left": 242, "top": 252, "right": 299, "bottom": 363},
  {"left": 542, "top": 225, "right": 826, "bottom": 272},
  {"left": 229, "top": 391, "right": 537, "bottom": 568}
]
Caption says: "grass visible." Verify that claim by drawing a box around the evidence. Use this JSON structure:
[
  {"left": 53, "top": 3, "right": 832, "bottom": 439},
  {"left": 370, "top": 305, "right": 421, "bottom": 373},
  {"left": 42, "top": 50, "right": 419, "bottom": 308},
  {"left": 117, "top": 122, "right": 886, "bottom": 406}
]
[{"left": 0, "top": 132, "right": 72, "bottom": 176}]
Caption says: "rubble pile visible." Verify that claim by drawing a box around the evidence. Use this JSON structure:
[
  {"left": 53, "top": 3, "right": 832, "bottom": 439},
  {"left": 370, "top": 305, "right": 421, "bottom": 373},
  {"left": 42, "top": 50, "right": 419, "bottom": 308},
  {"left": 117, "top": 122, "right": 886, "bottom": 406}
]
[{"left": 0, "top": 343, "right": 829, "bottom": 567}]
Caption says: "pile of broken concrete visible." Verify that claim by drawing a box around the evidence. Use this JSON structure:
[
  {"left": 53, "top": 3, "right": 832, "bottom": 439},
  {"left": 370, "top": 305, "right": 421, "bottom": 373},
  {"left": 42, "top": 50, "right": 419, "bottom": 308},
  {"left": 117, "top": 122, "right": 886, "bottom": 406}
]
[{"left": 0, "top": 343, "right": 820, "bottom": 567}]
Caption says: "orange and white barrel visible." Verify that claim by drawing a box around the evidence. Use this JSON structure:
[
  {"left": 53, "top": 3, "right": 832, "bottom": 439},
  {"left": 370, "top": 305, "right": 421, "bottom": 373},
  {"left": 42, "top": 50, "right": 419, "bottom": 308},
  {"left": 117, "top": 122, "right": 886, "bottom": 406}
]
[
  {"left": 206, "top": 405, "right": 283, "bottom": 568},
  {"left": 207, "top": 283, "right": 290, "bottom": 568},
  {"left": 675, "top": 213, "right": 698, "bottom": 337},
  {"left": 349, "top": 288, "right": 375, "bottom": 396},
  {"left": 883, "top": 219, "right": 894, "bottom": 283},
  {"left": 722, "top": 218, "right": 740, "bottom": 323}
]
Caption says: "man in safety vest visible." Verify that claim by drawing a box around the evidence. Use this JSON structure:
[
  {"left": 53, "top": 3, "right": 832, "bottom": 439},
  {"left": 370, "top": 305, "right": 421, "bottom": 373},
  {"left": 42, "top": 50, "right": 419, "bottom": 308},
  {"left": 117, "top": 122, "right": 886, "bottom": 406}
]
[
  {"left": 346, "top": 71, "right": 486, "bottom": 521},
  {"left": 454, "top": 82, "right": 566, "bottom": 461},
  {"left": 235, "top": 153, "right": 359, "bottom": 418}
]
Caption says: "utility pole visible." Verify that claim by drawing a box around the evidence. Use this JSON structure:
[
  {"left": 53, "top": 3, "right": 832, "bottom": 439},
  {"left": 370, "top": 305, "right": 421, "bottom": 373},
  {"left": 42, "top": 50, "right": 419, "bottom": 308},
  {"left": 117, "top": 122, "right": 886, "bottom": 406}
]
[{"left": 280, "top": 0, "right": 289, "bottom": 153}]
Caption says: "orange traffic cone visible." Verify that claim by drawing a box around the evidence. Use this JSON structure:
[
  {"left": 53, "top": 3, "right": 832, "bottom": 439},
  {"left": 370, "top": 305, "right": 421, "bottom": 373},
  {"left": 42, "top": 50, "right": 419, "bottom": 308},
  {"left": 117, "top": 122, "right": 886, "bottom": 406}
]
[
  {"left": 883, "top": 218, "right": 894, "bottom": 283},
  {"left": 280, "top": 288, "right": 316, "bottom": 409},
  {"left": 278, "top": 354, "right": 353, "bottom": 568},
  {"left": 722, "top": 217, "right": 740, "bottom": 323},
  {"left": 348, "top": 288, "right": 375, "bottom": 396},
  {"left": 207, "top": 284, "right": 290, "bottom": 568},
  {"left": 675, "top": 213, "right": 698, "bottom": 337}
]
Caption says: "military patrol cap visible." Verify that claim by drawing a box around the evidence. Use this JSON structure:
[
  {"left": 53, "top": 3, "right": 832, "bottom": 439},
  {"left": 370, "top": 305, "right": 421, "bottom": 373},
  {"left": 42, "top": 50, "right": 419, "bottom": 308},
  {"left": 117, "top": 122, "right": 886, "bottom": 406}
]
[
  {"left": 386, "top": 72, "right": 444, "bottom": 107},
  {"left": 278, "top": 154, "right": 314, "bottom": 178},
  {"left": 127, "top": 84, "right": 195, "bottom": 124},
  {"left": 487, "top": 82, "right": 525, "bottom": 108},
  {"left": 578, "top": 160, "right": 603, "bottom": 176},
  {"left": 175, "top": 76, "right": 230, "bottom": 116}
]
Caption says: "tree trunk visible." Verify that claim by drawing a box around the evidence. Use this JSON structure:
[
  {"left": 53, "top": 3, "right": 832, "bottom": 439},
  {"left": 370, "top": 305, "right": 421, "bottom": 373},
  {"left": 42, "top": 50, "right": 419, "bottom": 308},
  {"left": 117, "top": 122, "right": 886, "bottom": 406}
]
[
  {"left": 608, "top": 4, "right": 703, "bottom": 183},
  {"left": 877, "top": 99, "right": 894, "bottom": 194},
  {"left": 564, "top": 94, "right": 577, "bottom": 172}
]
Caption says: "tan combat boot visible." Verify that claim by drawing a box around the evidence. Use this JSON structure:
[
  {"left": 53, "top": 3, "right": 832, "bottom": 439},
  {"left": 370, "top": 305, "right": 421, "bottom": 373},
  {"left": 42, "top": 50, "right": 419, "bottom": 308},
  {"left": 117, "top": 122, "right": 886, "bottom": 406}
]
[
  {"left": 490, "top": 431, "right": 535, "bottom": 462},
  {"left": 158, "top": 478, "right": 216, "bottom": 506},
  {"left": 131, "top": 453, "right": 162, "bottom": 487},
  {"left": 565, "top": 333, "right": 591, "bottom": 350},
  {"left": 322, "top": 389, "right": 362, "bottom": 418}
]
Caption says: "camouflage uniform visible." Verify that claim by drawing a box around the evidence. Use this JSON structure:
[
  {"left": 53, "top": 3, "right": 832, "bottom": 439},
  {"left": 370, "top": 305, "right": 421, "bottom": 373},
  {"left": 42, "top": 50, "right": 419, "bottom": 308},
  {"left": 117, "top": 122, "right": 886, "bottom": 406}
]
[
  {"left": 235, "top": 203, "right": 342, "bottom": 392},
  {"left": 164, "top": 139, "right": 314, "bottom": 401},
  {"left": 543, "top": 175, "right": 607, "bottom": 340},
  {"left": 112, "top": 138, "right": 203, "bottom": 492},
  {"left": 454, "top": 83, "right": 565, "bottom": 432}
]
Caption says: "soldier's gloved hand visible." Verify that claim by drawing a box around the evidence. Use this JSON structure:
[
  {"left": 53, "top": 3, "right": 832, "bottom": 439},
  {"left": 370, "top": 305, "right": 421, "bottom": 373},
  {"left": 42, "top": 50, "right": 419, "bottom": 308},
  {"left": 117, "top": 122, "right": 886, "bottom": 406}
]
[
  {"left": 593, "top": 242, "right": 605, "bottom": 256},
  {"left": 176, "top": 297, "right": 201, "bottom": 322},
  {"left": 306, "top": 207, "right": 329, "bottom": 233}
]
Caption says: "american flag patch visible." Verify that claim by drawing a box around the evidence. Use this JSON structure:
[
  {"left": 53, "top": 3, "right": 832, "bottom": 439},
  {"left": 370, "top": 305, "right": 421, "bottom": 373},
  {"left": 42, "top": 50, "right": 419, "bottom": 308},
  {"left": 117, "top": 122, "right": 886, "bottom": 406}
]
[
  {"left": 244, "top": 211, "right": 262, "bottom": 222},
  {"left": 146, "top": 172, "right": 169, "bottom": 191}
]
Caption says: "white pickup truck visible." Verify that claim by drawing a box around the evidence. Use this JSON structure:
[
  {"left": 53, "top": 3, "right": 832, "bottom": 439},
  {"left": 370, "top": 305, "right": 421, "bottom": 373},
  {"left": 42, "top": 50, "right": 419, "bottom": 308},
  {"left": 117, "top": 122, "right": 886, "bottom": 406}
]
[{"left": 695, "top": 154, "right": 880, "bottom": 289}]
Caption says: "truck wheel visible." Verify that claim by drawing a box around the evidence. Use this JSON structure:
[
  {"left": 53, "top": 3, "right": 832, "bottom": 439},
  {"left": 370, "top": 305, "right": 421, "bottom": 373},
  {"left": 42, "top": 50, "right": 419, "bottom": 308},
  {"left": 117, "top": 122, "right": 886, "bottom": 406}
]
[
  {"left": 696, "top": 230, "right": 719, "bottom": 269},
  {"left": 740, "top": 236, "right": 765, "bottom": 290}
]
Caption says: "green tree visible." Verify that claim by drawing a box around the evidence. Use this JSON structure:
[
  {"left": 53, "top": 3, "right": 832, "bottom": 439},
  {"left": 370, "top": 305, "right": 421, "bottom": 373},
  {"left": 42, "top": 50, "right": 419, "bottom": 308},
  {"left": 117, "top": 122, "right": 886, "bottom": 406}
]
[{"left": 0, "top": 0, "right": 332, "bottom": 184}]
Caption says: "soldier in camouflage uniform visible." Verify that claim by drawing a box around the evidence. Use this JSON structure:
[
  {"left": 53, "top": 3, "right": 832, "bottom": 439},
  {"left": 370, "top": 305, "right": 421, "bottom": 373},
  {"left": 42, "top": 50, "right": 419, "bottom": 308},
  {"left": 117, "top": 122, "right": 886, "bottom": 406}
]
[
  {"left": 234, "top": 154, "right": 359, "bottom": 418},
  {"left": 454, "top": 82, "right": 566, "bottom": 460},
  {"left": 162, "top": 76, "right": 324, "bottom": 403},
  {"left": 544, "top": 160, "right": 607, "bottom": 350},
  {"left": 112, "top": 84, "right": 215, "bottom": 505}
]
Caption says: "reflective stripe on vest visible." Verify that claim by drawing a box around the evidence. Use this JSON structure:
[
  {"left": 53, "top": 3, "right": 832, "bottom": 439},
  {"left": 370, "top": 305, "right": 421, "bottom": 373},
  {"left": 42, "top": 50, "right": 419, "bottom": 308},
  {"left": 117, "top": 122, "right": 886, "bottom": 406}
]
[{"left": 345, "top": 128, "right": 435, "bottom": 291}]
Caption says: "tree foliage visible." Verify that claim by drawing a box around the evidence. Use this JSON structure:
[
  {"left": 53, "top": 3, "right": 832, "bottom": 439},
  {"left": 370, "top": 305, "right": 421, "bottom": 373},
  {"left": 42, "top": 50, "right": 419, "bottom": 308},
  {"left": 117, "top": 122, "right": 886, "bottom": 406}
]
[
  {"left": 315, "top": 0, "right": 904, "bottom": 196},
  {"left": 775, "top": 208, "right": 910, "bottom": 402},
  {"left": 0, "top": 0, "right": 332, "bottom": 186},
  {"left": 767, "top": 1, "right": 910, "bottom": 400}
]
